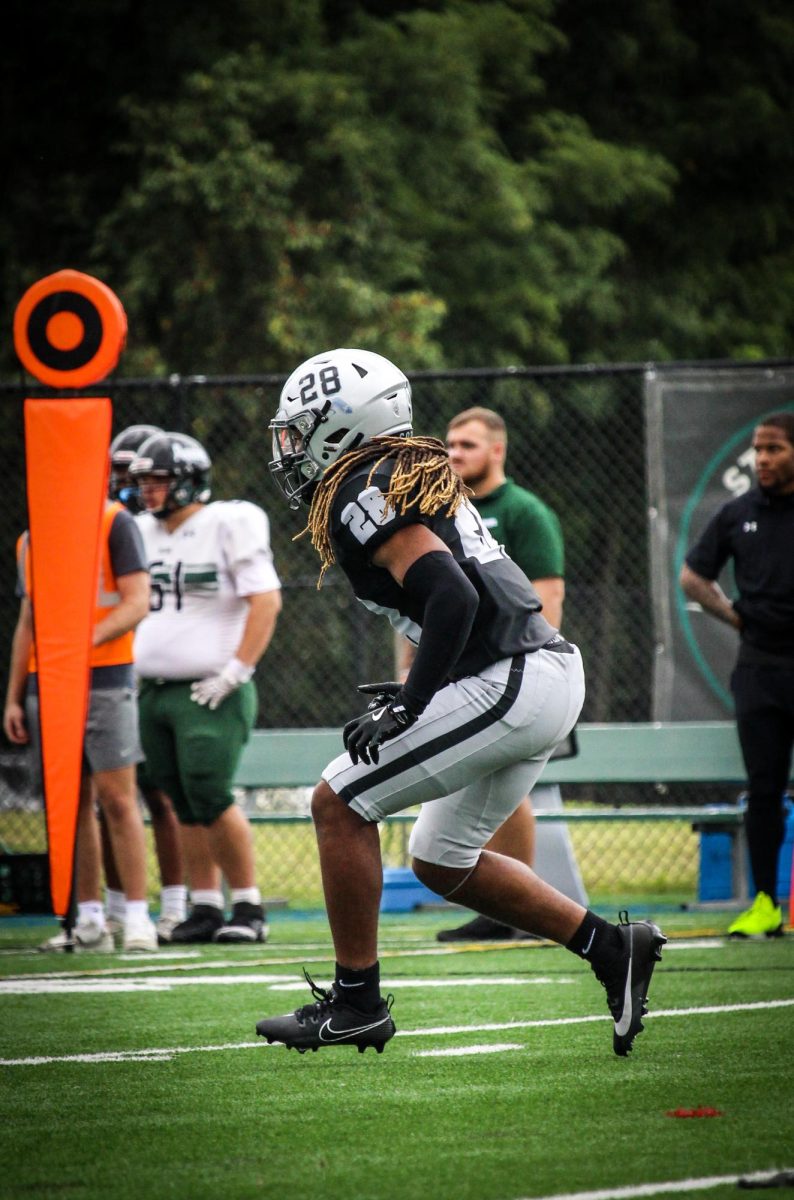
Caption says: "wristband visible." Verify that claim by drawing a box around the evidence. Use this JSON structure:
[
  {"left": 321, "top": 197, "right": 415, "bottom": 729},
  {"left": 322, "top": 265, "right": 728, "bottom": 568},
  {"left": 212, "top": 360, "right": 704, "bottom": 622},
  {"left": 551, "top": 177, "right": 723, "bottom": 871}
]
[{"left": 226, "top": 656, "right": 255, "bottom": 684}]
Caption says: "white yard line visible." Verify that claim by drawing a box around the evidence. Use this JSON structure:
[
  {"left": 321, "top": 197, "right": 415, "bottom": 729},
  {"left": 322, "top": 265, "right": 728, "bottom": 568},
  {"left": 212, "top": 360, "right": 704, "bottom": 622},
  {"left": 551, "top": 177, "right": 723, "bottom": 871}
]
[
  {"left": 0, "top": 943, "right": 517, "bottom": 982},
  {"left": 2, "top": 997, "right": 791, "bottom": 1067},
  {"left": 0, "top": 973, "right": 574, "bottom": 996},
  {"left": 407, "top": 997, "right": 794, "bottom": 1036},
  {"left": 516, "top": 1169, "right": 794, "bottom": 1200},
  {"left": 268, "top": 976, "right": 573, "bottom": 992},
  {"left": 0, "top": 934, "right": 724, "bottom": 976},
  {"left": 415, "top": 1043, "right": 524, "bottom": 1057}
]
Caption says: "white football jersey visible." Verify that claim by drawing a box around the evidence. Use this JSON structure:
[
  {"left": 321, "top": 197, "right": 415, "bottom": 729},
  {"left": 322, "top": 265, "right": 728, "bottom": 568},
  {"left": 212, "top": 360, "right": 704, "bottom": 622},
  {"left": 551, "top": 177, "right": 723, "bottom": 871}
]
[{"left": 134, "top": 501, "right": 281, "bottom": 680}]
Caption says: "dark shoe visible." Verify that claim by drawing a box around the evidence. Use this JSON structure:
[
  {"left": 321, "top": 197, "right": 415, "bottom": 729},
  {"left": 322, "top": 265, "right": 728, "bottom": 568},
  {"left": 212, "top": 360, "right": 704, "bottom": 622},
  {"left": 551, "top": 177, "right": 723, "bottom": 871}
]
[
  {"left": 592, "top": 911, "right": 667, "bottom": 1056},
  {"left": 256, "top": 970, "right": 396, "bottom": 1054},
  {"left": 169, "top": 904, "right": 224, "bottom": 944},
  {"left": 436, "top": 913, "right": 538, "bottom": 942},
  {"left": 214, "top": 901, "right": 268, "bottom": 944}
]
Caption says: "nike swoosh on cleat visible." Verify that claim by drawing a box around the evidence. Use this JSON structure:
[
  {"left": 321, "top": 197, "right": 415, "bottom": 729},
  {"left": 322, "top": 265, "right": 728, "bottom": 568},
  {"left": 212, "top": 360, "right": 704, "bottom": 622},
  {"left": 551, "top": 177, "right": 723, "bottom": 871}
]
[
  {"left": 318, "top": 1015, "right": 391, "bottom": 1042},
  {"left": 615, "top": 926, "right": 635, "bottom": 1037}
]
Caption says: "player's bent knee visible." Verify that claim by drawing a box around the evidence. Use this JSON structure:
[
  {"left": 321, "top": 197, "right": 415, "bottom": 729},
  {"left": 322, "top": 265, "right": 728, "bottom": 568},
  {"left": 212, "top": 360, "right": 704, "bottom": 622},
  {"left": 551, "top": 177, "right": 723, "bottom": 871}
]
[
  {"left": 412, "top": 855, "right": 475, "bottom": 898},
  {"left": 311, "top": 780, "right": 362, "bottom": 828}
]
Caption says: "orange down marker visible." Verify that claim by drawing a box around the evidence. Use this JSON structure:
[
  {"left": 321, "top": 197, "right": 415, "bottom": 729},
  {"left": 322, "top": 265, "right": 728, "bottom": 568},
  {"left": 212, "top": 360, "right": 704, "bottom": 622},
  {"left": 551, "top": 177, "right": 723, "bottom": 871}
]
[{"left": 14, "top": 270, "right": 127, "bottom": 918}]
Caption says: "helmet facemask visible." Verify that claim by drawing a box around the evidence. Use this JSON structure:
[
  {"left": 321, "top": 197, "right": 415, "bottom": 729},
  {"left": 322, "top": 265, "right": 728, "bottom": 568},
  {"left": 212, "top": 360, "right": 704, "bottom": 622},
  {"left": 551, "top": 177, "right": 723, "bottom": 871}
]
[{"left": 269, "top": 407, "right": 326, "bottom": 510}]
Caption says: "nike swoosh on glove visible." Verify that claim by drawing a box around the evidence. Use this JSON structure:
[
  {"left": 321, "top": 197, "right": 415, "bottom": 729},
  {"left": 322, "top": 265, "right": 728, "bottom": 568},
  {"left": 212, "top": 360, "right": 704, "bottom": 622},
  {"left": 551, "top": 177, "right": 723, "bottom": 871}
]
[
  {"left": 190, "top": 657, "right": 255, "bottom": 711},
  {"left": 343, "top": 684, "right": 418, "bottom": 766}
]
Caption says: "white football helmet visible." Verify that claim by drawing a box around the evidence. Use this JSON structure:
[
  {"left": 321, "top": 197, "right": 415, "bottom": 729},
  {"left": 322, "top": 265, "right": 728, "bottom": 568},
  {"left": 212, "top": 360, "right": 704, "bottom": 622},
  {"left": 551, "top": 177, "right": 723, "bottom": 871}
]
[{"left": 269, "top": 348, "right": 412, "bottom": 508}]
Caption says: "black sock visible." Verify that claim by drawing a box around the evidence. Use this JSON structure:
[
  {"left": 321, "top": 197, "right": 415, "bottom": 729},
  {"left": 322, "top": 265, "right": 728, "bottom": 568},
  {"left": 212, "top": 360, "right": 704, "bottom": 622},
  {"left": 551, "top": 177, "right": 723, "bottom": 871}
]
[
  {"left": 335, "top": 961, "right": 381, "bottom": 1012},
  {"left": 566, "top": 911, "right": 620, "bottom": 962}
]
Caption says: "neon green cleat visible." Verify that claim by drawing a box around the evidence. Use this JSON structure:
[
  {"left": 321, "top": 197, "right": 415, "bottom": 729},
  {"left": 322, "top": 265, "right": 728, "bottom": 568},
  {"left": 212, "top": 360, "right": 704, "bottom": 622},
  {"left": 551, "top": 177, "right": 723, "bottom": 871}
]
[{"left": 728, "top": 891, "right": 784, "bottom": 938}]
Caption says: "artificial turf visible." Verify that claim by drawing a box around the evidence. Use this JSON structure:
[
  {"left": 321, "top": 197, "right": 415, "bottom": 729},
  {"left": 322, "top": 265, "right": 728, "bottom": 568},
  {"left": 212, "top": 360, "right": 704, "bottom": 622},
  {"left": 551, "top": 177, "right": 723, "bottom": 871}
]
[{"left": 1, "top": 907, "right": 792, "bottom": 1200}]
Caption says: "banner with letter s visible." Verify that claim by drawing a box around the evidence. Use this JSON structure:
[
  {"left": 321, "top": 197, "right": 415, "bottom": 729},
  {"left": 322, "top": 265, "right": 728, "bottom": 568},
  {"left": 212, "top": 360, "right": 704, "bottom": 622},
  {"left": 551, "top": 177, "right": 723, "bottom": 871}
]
[{"left": 645, "top": 366, "right": 794, "bottom": 720}]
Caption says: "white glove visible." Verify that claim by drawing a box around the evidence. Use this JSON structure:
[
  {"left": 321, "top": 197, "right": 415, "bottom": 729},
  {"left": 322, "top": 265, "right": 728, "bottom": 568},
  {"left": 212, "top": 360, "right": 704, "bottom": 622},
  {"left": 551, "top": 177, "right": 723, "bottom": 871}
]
[{"left": 190, "top": 657, "right": 255, "bottom": 711}]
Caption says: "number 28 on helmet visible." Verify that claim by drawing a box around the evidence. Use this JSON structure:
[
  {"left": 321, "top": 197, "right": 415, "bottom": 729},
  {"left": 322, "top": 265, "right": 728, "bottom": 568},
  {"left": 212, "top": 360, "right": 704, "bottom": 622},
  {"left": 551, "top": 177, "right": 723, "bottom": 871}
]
[{"left": 269, "top": 348, "right": 412, "bottom": 508}]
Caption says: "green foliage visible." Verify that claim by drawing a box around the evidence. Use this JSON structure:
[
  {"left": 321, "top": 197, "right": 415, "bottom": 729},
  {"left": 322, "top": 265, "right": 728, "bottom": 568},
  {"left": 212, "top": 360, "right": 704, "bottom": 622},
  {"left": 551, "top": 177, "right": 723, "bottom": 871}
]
[{"left": 2, "top": 0, "right": 793, "bottom": 373}]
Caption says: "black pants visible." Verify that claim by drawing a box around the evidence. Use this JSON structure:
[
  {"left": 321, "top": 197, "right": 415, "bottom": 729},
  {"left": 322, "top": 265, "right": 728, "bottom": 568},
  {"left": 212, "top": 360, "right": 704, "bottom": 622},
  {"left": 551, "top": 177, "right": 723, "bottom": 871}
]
[{"left": 731, "top": 662, "right": 794, "bottom": 900}]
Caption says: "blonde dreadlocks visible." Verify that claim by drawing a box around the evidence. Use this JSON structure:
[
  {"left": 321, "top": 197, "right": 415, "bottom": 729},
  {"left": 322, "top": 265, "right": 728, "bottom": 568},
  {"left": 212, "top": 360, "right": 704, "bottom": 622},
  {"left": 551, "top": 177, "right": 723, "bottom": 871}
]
[{"left": 297, "top": 435, "right": 469, "bottom": 586}]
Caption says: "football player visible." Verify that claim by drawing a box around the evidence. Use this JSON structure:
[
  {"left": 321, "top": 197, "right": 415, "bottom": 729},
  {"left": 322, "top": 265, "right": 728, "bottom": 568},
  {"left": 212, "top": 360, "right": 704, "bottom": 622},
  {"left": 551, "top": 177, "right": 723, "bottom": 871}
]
[
  {"left": 130, "top": 432, "right": 282, "bottom": 943},
  {"left": 256, "top": 347, "right": 666, "bottom": 1056},
  {"left": 109, "top": 424, "right": 163, "bottom": 514},
  {"left": 103, "top": 424, "right": 188, "bottom": 942}
]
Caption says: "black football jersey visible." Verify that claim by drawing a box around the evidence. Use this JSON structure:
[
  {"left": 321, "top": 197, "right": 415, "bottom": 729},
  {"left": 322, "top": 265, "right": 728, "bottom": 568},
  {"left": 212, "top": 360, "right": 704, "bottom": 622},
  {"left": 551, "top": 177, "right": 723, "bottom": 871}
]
[{"left": 329, "top": 458, "right": 556, "bottom": 678}]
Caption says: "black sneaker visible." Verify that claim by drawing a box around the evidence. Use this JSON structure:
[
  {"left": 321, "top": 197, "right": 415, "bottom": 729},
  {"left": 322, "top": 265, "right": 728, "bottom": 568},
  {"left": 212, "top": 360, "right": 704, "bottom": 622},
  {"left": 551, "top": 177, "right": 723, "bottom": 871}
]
[
  {"left": 169, "top": 904, "right": 224, "bottom": 944},
  {"left": 214, "top": 901, "right": 268, "bottom": 944},
  {"left": 256, "top": 971, "right": 396, "bottom": 1054},
  {"left": 592, "top": 911, "right": 667, "bottom": 1056},
  {"left": 436, "top": 913, "right": 538, "bottom": 942}
]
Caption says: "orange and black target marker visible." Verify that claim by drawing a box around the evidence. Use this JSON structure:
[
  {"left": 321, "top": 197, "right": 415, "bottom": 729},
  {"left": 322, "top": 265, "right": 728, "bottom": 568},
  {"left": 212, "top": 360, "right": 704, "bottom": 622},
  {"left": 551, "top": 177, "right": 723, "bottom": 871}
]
[
  {"left": 13, "top": 268, "right": 127, "bottom": 389},
  {"left": 14, "top": 270, "right": 126, "bottom": 921}
]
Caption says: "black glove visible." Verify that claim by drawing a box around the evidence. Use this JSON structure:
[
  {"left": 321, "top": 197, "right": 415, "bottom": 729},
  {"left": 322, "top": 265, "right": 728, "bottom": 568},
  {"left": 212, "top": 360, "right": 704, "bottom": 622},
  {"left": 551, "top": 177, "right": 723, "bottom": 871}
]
[{"left": 343, "top": 681, "right": 419, "bottom": 766}]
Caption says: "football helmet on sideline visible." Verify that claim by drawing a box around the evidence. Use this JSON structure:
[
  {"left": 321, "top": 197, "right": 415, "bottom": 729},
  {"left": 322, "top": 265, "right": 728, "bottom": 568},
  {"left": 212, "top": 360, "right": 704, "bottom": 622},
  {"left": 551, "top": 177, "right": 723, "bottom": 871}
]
[
  {"left": 109, "top": 424, "right": 163, "bottom": 513},
  {"left": 130, "top": 431, "right": 212, "bottom": 518},
  {"left": 269, "top": 348, "right": 412, "bottom": 508}
]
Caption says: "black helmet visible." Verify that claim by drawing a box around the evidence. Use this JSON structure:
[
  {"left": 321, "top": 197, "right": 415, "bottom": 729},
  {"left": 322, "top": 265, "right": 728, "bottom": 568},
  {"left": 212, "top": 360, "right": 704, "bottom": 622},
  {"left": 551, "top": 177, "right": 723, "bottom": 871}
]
[
  {"left": 109, "top": 424, "right": 163, "bottom": 512},
  {"left": 130, "top": 431, "right": 212, "bottom": 518}
]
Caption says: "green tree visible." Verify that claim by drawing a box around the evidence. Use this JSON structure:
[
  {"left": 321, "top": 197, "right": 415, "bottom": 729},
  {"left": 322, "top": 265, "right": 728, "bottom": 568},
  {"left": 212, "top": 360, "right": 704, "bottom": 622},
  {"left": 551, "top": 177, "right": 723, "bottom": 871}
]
[
  {"left": 3, "top": 0, "right": 793, "bottom": 374},
  {"left": 546, "top": 0, "right": 794, "bottom": 360}
]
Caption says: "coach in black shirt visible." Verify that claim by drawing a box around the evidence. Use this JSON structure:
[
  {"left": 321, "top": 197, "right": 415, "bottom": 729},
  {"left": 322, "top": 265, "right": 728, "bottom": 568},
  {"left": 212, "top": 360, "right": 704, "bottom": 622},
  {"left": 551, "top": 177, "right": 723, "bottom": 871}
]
[{"left": 681, "top": 411, "right": 794, "bottom": 937}]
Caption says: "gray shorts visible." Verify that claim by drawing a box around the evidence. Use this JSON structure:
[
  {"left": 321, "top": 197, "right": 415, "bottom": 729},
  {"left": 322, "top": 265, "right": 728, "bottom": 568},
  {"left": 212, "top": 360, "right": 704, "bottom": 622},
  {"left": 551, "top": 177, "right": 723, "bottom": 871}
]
[
  {"left": 26, "top": 684, "right": 143, "bottom": 779},
  {"left": 323, "top": 645, "right": 585, "bottom": 870}
]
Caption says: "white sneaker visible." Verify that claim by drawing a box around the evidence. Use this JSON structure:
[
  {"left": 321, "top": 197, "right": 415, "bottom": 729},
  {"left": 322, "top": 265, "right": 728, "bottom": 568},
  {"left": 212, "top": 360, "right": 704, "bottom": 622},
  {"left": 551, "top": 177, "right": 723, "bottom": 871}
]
[
  {"left": 123, "top": 917, "right": 159, "bottom": 952},
  {"left": 39, "top": 928, "right": 77, "bottom": 952},
  {"left": 76, "top": 918, "right": 115, "bottom": 953},
  {"left": 106, "top": 916, "right": 124, "bottom": 940},
  {"left": 155, "top": 912, "right": 186, "bottom": 944},
  {"left": 39, "top": 920, "right": 114, "bottom": 953}
]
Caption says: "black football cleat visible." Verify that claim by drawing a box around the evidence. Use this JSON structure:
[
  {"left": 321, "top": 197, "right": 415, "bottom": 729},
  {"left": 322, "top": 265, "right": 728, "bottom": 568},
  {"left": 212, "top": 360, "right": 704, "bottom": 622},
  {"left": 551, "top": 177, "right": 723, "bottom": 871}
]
[
  {"left": 256, "top": 971, "right": 396, "bottom": 1054},
  {"left": 593, "top": 911, "right": 667, "bottom": 1056},
  {"left": 168, "top": 904, "right": 224, "bottom": 944},
  {"left": 214, "top": 901, "right": 268, "bottom": 944}
]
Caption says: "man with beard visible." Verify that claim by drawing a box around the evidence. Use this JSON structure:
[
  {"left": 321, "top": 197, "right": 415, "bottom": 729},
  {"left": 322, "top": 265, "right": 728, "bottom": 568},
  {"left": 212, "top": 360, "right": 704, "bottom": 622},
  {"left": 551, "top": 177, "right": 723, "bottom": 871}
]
[
  {"left": 681, "top": 412, "right": 794, "bottom": 937},
  {"left": 400, "top": 407, "right": 567, "bottom": 942}
]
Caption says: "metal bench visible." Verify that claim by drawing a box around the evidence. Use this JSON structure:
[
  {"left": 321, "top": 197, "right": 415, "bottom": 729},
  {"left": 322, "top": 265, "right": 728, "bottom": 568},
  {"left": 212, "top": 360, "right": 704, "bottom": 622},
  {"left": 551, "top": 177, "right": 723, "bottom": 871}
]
[
  {"left": 234, "top": 721, "right": 756, "bottom": 903},
  {"left": 235, "top": 720, "right": 749, "bottom": 789}
]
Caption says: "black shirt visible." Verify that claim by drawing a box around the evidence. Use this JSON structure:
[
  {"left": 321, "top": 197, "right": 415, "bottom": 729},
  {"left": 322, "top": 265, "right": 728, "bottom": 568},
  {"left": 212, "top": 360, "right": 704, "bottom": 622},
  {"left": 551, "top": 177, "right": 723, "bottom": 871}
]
[
  {"left": 685, "top": 486, "right": 794, "bottom": 658},
  {"left": 329, "top": 459, "right": 556, "bottom": 678}
]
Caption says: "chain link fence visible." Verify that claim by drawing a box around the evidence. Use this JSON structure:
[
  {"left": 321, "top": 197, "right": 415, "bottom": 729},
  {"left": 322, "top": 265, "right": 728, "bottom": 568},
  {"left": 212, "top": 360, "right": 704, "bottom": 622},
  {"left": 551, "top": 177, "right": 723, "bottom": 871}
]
[{"left": 0, "top": 361, "right": 776, "bottom": 907}]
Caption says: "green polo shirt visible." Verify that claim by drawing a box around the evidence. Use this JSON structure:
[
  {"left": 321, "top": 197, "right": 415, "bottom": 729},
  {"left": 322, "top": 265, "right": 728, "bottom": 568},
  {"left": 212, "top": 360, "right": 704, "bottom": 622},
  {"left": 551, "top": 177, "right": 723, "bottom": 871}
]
[{"left": 473, "top": 478, "right": 564, "bottom": 581}]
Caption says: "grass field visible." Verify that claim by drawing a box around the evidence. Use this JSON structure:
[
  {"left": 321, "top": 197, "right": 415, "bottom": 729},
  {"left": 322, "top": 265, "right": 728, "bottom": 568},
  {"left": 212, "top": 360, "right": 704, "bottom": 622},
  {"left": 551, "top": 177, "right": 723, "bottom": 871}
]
[{"left": 2, "top": 903, "right": 793, "bottom": 1200}]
